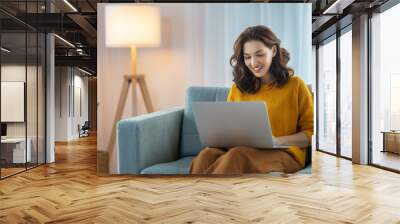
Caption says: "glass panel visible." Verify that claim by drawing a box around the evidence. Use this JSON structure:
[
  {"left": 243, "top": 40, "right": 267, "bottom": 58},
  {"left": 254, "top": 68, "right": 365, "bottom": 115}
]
[
  {"left": 340, "top": 30, "right": 352, "bottom": 158},
  {"left": 318, "top": 38, "right": 337, "bottom": 154},
  {"left": 38, "top": 32, "right": 45, "bottom": 165},
  {"left": 1, "top": 30, "right": 27, "bottom": 177},
  {"left": 27, "top": 31, "right": 38, "bottom": 169},
  {"left": 26, "top": 0, "right": 39, "bottom": 170},
  {"left": 371, "top": 3, "right": 400, "bottom": 171},
  {"left": 0, "top": 1, "right": 46, "bottom": 179}
]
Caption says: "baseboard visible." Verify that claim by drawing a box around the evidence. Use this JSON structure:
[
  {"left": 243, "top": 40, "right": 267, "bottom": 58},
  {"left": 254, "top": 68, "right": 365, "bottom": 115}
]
[{"left": 97, "top": 150, "right": 109, "bottom": 174}]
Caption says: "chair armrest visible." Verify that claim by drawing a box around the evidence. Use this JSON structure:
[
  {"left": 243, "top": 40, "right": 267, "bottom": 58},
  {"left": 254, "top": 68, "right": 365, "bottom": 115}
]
[{"left": 117, "top": 107, "right": 184, "bottom": 174}]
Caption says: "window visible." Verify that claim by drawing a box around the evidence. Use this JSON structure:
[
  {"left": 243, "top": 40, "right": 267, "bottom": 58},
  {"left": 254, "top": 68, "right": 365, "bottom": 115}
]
[
  {"left": 317, "top": 37, "right": 337, "bottom": 155},
  {"left": 370, "top": 2, "right": 400, "bottom": 171},
  {"left": 339, "top": 29, "right": 352, "bottom": 158},
  {"left": 390, "top": 74, "right": 400, "bottom": 130}
]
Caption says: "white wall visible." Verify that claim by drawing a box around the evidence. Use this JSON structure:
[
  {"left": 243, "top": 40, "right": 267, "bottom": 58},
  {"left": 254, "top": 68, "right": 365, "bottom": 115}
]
[
  {"left": 72, "top": 73, "right": 89, "bottom": 137},
  {"left": 98, "top": 3, "right": 312, "bottom": 173},
  {"left": 55, "top": 67, "right": 69, "bottom": 141},
  {"left": 54, "top": 67, "right": 89, "bottom": 141},
  {"left": 98, "top": 4, "right": 132, "bottom": 173}
]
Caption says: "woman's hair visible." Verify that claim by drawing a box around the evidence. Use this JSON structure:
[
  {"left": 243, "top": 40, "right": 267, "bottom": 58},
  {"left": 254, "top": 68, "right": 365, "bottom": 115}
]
[{"left": 230, "top": 25, "right": 294, "bottom": 93}]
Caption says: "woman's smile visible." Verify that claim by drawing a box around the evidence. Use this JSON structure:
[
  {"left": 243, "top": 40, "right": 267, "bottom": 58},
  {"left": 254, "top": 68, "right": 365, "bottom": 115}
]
[{"left": 252, "top": 65, "right": 264, "bottom": 73}]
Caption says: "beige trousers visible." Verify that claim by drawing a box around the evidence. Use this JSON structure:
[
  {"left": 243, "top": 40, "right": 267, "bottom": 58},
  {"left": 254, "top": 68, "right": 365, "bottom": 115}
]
[{"left": 189, "top": 146, "right": 302, "bottom": 174}]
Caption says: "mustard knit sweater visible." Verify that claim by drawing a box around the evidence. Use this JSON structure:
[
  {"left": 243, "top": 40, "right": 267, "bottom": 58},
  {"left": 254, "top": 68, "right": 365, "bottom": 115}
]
[{"left": 227, "top": 75, "right": 314, "bottom": 167}]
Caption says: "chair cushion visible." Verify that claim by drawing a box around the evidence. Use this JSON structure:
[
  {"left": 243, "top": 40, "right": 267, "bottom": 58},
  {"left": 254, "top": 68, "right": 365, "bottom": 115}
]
[
  {"left": 140, "top": 156, "right": 195, "bottom": 174},
  {"left": 296, "top": 164, "right": 311, "bottom": 174},
  {"left": 140, "top": 156, "right": 311, "bottom": 175},
  {"left": 179, "top": 86, "right": 229, "bottom": 157}
]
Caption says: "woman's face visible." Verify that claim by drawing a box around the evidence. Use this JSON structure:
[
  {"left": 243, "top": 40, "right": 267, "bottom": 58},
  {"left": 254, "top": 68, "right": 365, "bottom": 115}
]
[{"left": 243, "top": 40, "right": 276, "bottom": 78}]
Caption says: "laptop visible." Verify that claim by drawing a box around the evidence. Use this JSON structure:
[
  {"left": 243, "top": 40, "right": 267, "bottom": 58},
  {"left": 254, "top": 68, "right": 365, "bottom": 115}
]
[{"left": 192, "top": 101, "right": 290, "bottom": 149}]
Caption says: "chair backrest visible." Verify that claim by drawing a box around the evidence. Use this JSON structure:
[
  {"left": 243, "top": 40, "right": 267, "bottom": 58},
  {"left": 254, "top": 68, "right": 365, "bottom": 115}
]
[
  {"left": 179, "top": 86, "right": 229, "bottom": 157},
  {"left": 82, "top": 121, "right": 90, "bottom": 129}
]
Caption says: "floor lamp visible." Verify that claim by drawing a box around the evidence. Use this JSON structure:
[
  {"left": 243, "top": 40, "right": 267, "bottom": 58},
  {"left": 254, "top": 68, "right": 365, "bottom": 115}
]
[{"left": 105, "top": 5, "right": 161, "bottom": 155}]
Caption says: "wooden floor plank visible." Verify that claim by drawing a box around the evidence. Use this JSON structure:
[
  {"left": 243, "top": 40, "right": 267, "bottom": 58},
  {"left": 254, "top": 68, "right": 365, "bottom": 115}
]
[{"left": 0, "top": 134, "right": 400, "bottom": 223}]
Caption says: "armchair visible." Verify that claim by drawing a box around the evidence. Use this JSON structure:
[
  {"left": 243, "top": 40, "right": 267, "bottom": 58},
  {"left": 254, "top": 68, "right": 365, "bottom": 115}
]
[
  {"left": 78, "top": 121, "right": 90, "bottom": 138},
  {"left": 117, "top": 86, "right": 311, "bottom": 174}
]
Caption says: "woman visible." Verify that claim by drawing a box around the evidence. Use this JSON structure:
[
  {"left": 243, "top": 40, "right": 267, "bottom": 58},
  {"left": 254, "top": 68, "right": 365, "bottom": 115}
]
[{"left": 189, "top": 25, "right": 314, "bottom": 174}]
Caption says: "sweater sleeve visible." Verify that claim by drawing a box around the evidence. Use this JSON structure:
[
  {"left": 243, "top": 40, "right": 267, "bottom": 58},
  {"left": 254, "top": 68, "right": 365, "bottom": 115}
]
[{"left": 297, "top": 79, "right": 314, "bottom": 141}]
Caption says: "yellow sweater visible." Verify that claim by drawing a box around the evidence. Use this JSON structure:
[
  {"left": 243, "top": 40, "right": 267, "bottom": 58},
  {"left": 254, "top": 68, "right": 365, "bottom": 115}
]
[{"left": 227, "top": 75, "right": 314, "bottom": 167}]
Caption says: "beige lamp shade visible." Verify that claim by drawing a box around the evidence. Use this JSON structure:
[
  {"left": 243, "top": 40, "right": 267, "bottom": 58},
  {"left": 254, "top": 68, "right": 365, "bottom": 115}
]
[{"left": 105, "top": 5, "right": 161, "bottom": 48}]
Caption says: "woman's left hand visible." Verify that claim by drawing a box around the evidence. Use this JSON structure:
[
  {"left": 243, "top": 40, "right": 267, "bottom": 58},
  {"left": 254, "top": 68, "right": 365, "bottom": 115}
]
[
  {"left": 272, "top": 132, "right": 310, "bottom": 148},
  {"left": 272, "top": 136, "right": 283, "bottom": 146}
]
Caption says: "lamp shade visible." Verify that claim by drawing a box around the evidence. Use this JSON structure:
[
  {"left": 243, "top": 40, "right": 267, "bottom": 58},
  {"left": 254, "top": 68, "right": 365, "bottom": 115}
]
[{"left": 105, "top": 5, "right": 161, "bottom": 48}]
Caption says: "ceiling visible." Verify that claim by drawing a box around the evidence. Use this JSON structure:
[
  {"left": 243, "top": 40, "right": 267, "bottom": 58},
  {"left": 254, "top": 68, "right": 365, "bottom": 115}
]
[
  {"left": 0, "top": 0, "right": 99, "bottom": 74},
  {"left": 0, "top": 0, "right": 392, "bottom": 76}
]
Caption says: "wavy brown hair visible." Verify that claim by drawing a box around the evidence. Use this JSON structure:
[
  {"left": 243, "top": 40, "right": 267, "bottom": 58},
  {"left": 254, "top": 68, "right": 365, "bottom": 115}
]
[{"left": 230, "top": 25, "right": 294, "bottom": 93}]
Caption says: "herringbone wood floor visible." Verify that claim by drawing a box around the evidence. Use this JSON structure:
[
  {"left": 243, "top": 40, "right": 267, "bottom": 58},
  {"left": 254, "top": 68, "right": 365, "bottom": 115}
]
[{"left": 1, "top": 135, "right": 400, "bottom": 223}]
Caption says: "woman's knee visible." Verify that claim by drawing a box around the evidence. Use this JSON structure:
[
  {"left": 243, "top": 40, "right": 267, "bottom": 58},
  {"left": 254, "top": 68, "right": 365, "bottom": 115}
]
[
  {"left": 197, "top": 147, "right": 224, "bottom": 159},
  {"left": 190, "top": 148, "right": 225, "bottom": 174},
  {"left": 225, "top": 147, "right": 247, "bottom": 159}
]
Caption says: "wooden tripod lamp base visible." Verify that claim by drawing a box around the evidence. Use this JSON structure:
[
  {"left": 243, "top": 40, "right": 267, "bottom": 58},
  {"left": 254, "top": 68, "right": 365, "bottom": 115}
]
[
  {"left": 107, "top": 74, "right": 154, "bottom": 155},
  {"left": 125, "top": 74, "right": 154, "bottom": 113}
]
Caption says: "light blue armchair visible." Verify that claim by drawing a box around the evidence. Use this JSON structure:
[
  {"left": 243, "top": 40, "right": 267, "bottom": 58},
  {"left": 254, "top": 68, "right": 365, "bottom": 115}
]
[{"left": 117, "top": 86, "right": 311, "bottom": 174}]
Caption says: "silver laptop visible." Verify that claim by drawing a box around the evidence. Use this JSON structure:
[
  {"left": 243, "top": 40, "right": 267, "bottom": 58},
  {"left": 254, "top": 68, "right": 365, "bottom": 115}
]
[{"left": 192, "top": 101, "right": 289, "bottom": 149}]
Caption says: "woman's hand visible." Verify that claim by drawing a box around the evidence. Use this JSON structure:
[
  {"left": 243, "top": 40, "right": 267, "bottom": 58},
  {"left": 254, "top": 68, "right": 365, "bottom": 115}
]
[
  {"left": 272, "top": 136, "right": 283, "bottom": 146},
  {"left": 272, "top": 132, "right": 310, "bottom": 148}
]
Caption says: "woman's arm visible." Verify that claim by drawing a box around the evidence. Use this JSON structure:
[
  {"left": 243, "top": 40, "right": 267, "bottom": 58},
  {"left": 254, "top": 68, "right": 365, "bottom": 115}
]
[
  {"left": 273, "top": 132, "right": 310, "bottom": 148},
  {"left": 274, "top": 78, "right": 313, "bottom": 149}
]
